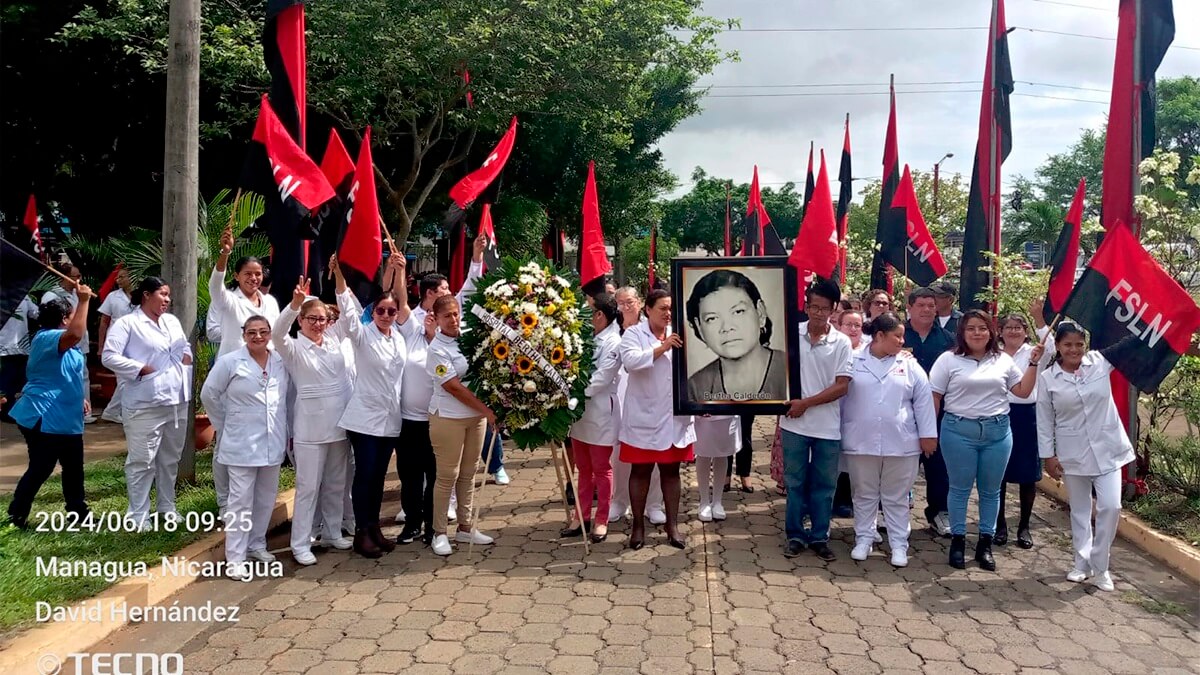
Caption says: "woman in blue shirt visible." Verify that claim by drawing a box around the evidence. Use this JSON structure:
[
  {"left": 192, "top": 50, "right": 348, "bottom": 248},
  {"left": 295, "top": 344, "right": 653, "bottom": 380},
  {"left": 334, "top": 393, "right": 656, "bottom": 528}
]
[{"left": 5, "top": 286, "right": 93, "bottom": 528}]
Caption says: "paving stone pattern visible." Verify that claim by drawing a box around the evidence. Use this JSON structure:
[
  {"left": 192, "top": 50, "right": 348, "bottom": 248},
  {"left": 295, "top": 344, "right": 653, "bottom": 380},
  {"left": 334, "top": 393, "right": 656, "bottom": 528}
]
[{"left": 178, "top": 421, "right": 1198, "bottom": 674}]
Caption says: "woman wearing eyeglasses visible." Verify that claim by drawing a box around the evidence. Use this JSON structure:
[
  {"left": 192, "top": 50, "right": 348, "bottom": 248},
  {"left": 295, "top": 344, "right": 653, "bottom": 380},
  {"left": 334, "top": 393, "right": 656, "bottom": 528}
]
[
  {"left": 201, "top": 315, "right": 289, "bottom": 581},
  {"left": 333, "top": 255, "right": 413, "bottom": 558},
  {"left": 862, "top": 289, "right": 894, "bottom": 321},
  {"left": 272, "top": 276, "right": 357, "bottom": 565}
]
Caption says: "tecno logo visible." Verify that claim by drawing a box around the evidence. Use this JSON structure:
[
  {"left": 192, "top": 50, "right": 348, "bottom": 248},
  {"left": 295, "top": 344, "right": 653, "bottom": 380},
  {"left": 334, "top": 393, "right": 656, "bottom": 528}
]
[{"left": 37, "top": 652, "right": 183, "bottom": 675}]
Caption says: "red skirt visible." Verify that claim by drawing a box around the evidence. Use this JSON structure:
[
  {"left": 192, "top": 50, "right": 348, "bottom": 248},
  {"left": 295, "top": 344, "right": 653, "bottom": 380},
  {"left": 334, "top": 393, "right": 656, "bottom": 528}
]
[{"left": 619, "top": 442, "right": 694, "bottom": 465}]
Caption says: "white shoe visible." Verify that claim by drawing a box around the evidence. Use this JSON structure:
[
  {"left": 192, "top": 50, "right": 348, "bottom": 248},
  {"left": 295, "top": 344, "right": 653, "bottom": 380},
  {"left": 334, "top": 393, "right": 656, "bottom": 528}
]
[
  {"left": 159, "top": 511, "right": 181, "bottom": 526},
  {"left": 293, "top": 549, "right": 317, "bottom": 566},
  {"left": 247, "top": 549, "right": 276, "bottom": 563},
  {"left": 712, "top": 504, "right": 727, "bottom": 521},
  {"left": 932, "top": 512, "right": 952, "bottom": 537},
  {"left": 873, "top": 530, "right": 883, "bottom": 544},
  {"left": 316, "top": 536, "right": 352, "bottom": 551},
  {"left": 647, "top": 507, "right": 667, "bottom": 525},
  {"left": 396, "top": 509, "right": 406, "bottom": 524},
  {"left": 491, "top": 468, "right": 510, "bottom": 485},
  {"left": 100, "top": 411, "right": 122, "bottom": 424},
  {"left": 890, "top": 549, "right": 908, "bottom": 568},
  {"left": 850, "top": 542, "right": 872, "bottom": 561},
  {"left": 698, "top": 504, "right": 713, "bottom": 522},
  {"left": 1091, "top": 571, "right": 1115, "bottom": 592},
  {"left": 83, "top": 414, "right": 98, "bottom": 424},
  {"left": 226, "top": 561, "right": 253, "bottom": 582},
  {"left": 454, "top": 529, "right": 494, "bottom": 545},
  {"left": 608, "top": 503, "right": 627, "bottom": 524},
  {"left": 1066, "top": 568, "right": 1090, "bottom": 583},
  {"left": 431, "top": 534, "right": 453, "bottom": 556}
]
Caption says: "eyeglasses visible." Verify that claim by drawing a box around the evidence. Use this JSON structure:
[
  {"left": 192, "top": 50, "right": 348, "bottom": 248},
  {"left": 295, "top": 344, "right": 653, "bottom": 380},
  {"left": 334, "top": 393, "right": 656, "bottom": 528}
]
[
  {"left": 374, "top": 307, "right": 398, "bottom": 317},
  {"left": 302, "top": 315, "right": 329, "bottom": 324},
  {"left": 870, "top": 300, "right": 891, "bottom": 306},
  {"left": 244, "top": 329, "right": 270, "bottom": 338},
  {"left": 806, "top": 303, "right": 833, "bottom": 314}
]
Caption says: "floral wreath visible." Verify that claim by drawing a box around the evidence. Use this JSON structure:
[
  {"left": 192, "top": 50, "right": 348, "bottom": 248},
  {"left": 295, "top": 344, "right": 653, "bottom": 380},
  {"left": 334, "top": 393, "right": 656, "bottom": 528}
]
[{"left": 461, "top": 256, "right": 595, "bottom": 449}]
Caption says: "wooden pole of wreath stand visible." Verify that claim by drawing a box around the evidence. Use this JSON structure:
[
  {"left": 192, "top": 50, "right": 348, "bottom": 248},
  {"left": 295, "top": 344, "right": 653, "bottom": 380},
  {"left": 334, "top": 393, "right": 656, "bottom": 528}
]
[{"left": 550, "top": 440, "right": 591, "bottom": 555}]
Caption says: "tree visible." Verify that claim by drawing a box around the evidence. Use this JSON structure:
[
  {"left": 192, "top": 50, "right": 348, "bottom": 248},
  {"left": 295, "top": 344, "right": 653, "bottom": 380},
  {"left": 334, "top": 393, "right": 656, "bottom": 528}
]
[{"left": 659, "top": 167, "right": 803, "bottom": 255}]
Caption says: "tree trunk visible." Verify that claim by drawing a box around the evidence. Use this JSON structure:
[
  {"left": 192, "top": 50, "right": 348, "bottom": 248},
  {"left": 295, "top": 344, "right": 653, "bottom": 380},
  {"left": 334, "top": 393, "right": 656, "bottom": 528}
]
[{"left": 161, "top": 0, "right": 201, "bottom": 482}]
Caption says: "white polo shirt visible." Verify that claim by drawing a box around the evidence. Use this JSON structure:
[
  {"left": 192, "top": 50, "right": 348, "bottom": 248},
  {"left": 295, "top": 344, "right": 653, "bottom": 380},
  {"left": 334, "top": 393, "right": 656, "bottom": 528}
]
[
  {"left": 778, "top": 321, "right": 853, "bottom": 441},
  {"left": 929, "top": 351, "right": 1024, "bottom": 419},
  {"left": 427, "top": 332, "right": 478, "bottom": 419}
]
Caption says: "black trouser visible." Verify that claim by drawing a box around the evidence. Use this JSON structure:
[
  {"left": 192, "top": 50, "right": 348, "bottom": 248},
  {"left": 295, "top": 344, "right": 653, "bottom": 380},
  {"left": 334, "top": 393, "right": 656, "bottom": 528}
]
[
  {"left": 921, "top": 411, "right": 950, "bottom": 522},
  {"left": 727, "top": 415, "right": 755, "bottom": 478},
  {"left": 397, "top": 419, "right": 436, "bottom": 534},
  {"left": 1, "top": 355, "right": 28, "bottom": 420},
  {"left": 347, "top": 431, "right": 398, "bottom": 528},
  {"left": 8, "top": 420, "right": 88, "bottom": 523}
]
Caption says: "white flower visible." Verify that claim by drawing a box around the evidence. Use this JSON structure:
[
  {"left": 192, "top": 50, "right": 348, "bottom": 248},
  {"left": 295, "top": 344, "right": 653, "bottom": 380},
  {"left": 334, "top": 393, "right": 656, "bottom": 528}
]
[
  {"left": 522, "top": 380, "right": 537, "bottom": 393},
  {"left": 550, "top": 327, "right": 563, "bottom": 339},
  {"left": 567, "top": 398, "right": 578, "bottom": 410},
  {"left": 490, "top": 330, "right": 502, "bottom": 341}
]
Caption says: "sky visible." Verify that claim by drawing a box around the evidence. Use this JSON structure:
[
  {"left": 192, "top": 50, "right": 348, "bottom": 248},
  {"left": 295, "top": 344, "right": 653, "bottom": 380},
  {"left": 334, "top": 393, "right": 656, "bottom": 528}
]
[{"left": 657, "top": 0, "right": 1200, "bottom": 200}]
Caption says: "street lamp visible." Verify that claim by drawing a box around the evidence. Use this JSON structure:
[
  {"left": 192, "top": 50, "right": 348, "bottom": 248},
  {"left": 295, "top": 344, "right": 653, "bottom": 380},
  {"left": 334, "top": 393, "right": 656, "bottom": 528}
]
[{"left": 933, "top": 152, "right": 954, "bottom": 216}]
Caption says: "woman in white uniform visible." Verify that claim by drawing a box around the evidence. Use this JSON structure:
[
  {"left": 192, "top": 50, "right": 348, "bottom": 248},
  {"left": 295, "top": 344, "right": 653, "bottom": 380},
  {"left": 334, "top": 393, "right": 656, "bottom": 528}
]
[
  {"left": 1036, "top": 323, "right": 1134, "bottom": 592},
  {"left": 201, "top": 315, "right": 288, "bottom": 581},
  {"left": 101, "top": 277, "right": 192, "bottom": 530},
  {"left": 564, "top": 293, "right": 623, "bottom": 543},
  {"left": 694, "top": 415, "right": 739, "bottom": 523},
  {"left": 333, "top": 255, "right": 411, "bottom": 558},
  {"left": 841, "top": 313, "right": 937, "bottom": 567},
  {"left": 273, "top": 277, "right": 356, "bottom": 565},
  {"left": 210, "top": 227, "right": 281, "bottom": 511},
  {"left": 618, "top": 289, "right": 696, "bottom": 550}
]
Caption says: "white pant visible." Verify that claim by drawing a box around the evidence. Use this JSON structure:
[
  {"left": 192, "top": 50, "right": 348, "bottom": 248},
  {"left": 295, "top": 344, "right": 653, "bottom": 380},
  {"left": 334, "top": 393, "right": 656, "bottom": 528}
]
[
  {"left": 124, "top": 403, "right": 187, "bottom": 520},
  {"left": 291, "top": 440, "right": 350, "bottom": 552},
  {"left": 315, "top": 450, "right": 355, "bottom": 532},
  {"left": 845, "top": 454, "right": 920, "bottom": 552},
  {"left": 225, "top": 464, "right": 281, "bottom": 562},
  {"left": 610, "top": 445, "right": 662, "bottom": 510},
  {"left": 695, "top": 456, "right": 729, "bottom": 508},
  {"left": 101, "top": 380, "right": 124, "bottom": 423},
  {"left": 1064, "top": 470, "right": 1122, "bottom": 575},
  {"left": 214, "top": 456, "right": 229, "bottom": 512}
]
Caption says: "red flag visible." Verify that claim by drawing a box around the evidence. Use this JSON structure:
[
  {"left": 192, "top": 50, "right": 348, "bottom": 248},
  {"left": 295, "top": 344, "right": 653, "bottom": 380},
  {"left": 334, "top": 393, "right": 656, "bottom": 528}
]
[
  {"left": 239, "top": 95, "right": 334, "bottom": 214},
  {"left": 22, "top": 194, "right": 43, "bottom": 261},
  {"left": 1044, "top": 179, "right": 1086, "bottom": 318},
  {"left": 788, "top": 151, "right": 838, "bottom": 280},
  {"left": 870, "top": 78, "right": 902, "bottom": 290},
  {"left": 449, "top": 117, "right": 518, "bottom": 209},
  {"left": 462, "top": 67, "right": 474, "bottom": 109},
  {"left": 724, "top": 183, "right": 732, "bottom": 256},
  {"left": 835, "top": 114, "right": 852, "bottom": 284},
  {"left": 890, "top": 165, "right": 948, "bottom": 282},
  {"left": 319, "top": 128, "right": 354, "bottom": 190},
  {"left": 579, "top": 161, "right": 611, "bottom": 293},
  {"left": 265, "top": 0, "right": 306, "bottom": 145},
  {"left": 338, "top": 127, "right": 382, "bottom": 279},
  {"left": 98, "top": 264, "right": 124, "bottom": 301},
  {"left": 648, "top": 224, "right": 657, "bottom": 289},
  {"left": 743, "top": 166, "right": 772, "bottom": 255},
  {"left": 477, "top": 203, "right": 500, "bottom": 272}
]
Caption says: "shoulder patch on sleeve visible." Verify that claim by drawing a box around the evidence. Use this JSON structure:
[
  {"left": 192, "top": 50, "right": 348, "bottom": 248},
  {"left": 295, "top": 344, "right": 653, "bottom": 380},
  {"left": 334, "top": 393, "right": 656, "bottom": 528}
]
[{"left": 434, "top": 364, "right": 448, "bottom": 377}]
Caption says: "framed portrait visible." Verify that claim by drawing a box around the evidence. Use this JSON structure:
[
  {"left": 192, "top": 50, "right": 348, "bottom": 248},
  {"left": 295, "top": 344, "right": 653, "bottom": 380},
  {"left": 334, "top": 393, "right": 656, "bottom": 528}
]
[{"left": 671, "top": 257, "right": 802, "bottom": 416}]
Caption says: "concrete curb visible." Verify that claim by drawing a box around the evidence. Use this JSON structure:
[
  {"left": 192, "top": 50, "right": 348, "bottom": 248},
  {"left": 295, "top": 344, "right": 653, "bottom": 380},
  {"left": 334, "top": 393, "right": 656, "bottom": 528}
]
[
  {"left": 0, "top": 488, "right": 296, "bottom": 672},
  {"left": 1037, "top": 477, "right": 1200, "bottom": 585}
]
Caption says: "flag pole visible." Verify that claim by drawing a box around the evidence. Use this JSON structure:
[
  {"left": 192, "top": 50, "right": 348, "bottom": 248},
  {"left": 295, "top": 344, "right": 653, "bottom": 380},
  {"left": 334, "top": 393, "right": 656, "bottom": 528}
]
[
  {"left": 988, "top": 0, "right": 1002, "bottom": 317},
  {"left": 0, "top": 237, "right": 77, "bottom": 285}
]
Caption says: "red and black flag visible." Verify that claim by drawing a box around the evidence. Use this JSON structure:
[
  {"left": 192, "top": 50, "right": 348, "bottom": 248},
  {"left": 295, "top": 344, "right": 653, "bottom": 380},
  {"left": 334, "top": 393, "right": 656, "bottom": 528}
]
[
  {"left": 803, "top": 142, "right": 815, "bottom": 215},
  {"left": 889, "top": 165, "right": 948, "bottom": 285},
  {"left": 448, "top": 217, "right": 469, "bottom": 295},
  {"left": 870, "top": 77, "right": 902, "bottom": 291},
  {"left": 337, "top": 126, "right": 383, "bottom": 301},
  {"left": 541, "top": 224, "right": 566, "bottom": 267},
  {"left": 477, "top": 203, "right": 501, "bottom": 272},
  {"left": 445, "top": 117, "right": 518, "bottom": 228},
  {"left": 264, "top": 0, "right": 306, "bottom": 144},
  {"left": 1043, "top": 179, "right": 1086, "bottom": 320},
  {"left": 308, "top": 128, "right": 356, "bottom": 297},
  {"left": 834, "top": 114, "right": 852, "bottom": 284},
  {"left": 1061, "top": 221, "right": 1200, "bottom": 392},
  {"left": 1, "top": 237, "right": 47, "bottom": 326},
  {"left": 579, "top": 161, "right": 611, "bottom": 296},
  {"left": 789, "top": 150, "right": 839, "bottom": 282},
  {"left": 22, "top": 194, "right": 44, "bottom": 262},
  {"left": 239, "top": 96, "right": 334, "bottom": 221},
  {"left": 959, "top": 0, "right": 1014, "bottom": 311},
  {"left": 723, "top": 183, "right": 733, "bottom": 256}
]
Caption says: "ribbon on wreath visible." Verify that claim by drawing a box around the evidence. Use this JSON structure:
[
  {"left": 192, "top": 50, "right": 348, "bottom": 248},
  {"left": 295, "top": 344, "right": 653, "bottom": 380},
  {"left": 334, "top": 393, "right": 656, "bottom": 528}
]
[{"left": 471, "top": 303, "right": 576, "bottom": 405}]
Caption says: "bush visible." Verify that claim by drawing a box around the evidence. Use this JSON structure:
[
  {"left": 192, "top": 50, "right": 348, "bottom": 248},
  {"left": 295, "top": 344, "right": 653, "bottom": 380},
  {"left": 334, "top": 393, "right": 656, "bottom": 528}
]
[{"left": 1147, "top": 431, "right": 1200, "bottom": 499}]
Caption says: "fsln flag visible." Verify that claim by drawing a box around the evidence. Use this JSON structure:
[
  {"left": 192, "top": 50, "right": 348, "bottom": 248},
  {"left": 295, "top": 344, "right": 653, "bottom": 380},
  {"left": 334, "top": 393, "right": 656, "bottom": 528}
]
[
  {"left": 803, "top": 142, "right": 815, "bottom": 216},
  {"left": 888, "top": 164, "right": 948, "bottom": 286},
  {"left": 834, "top": 114, "right": 852, "bottom": 284},
  {"left": 959, "top": 0, "right": 1014, "bottom": 311},
  {"left": 579, "top": 161, "right": 611, "bottom": 296},
  {"left": 449, "top": 117, "right": 518, "bottom": 210},
  {"left": 788, "top": 150, "right": 838, "bottom": 280},
  {"left": 743, "top": 166, "right": 771, "bottom": 255},
  {"left": 477, "top": 203, "right": 501, "bottom": 272},
  {"left": 1, "top": 238, "right": 47, "bottom": 326},
  {"left": 239, "top": 95, "right": 334, "bottom": 217},
  {"left": 338, "top": 126, "right": 383, "bottom": 280},
  {"left": 1102, "top": 0, "right": 1174, "bottom": 233},
  {"left": 1061, "top": 221, "right": 1200, "bottom": 393},
  {"left": 870, "top": 77, "right": 902, "bottom": 291},
  {"left": 542, "top": 225, "right": 566, "bottom": 267},
  {"left": 1043, "top": 179, "right": 1086, "bottom": 319},
  {"left": 22, "top": 194, "right": 44, "bottom": 261},
  {"left": 308, "top": 128, "right": 356, "bottom": 296},
  {"left": 264, "top": 0, "right": 306, "bottom": 144}
]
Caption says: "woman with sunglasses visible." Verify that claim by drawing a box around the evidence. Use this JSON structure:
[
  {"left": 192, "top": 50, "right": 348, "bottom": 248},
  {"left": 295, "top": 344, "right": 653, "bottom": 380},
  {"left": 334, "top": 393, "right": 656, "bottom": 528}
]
[
  {"left": 272, "top": 276, "right": 357, "bottom": 565},
  {"left": 333, "top": 254, "right": 413, "bottom": 558}
]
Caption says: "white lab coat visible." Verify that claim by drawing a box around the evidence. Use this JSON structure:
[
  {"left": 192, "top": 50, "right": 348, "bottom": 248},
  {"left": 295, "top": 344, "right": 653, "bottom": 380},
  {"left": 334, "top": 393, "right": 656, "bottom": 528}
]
[
  {"left": 101, "top": 309, "right": 192, "bottom": 409},
  {"left": 841, "top": 350, "right": 938, "bottom": 457},
  {"left": 336, "top": 291, "right": 414, "bottom": 437},
  {"left": 1035, "top": 351, "right": 1135, "bottom": 477},
  {"left": 201, "top": 347, "right": 289, "bottom": 467},
  {"left": 272, "top": 295, "right": 355, "bottom": 444},
  {"left": 208, "top": 267, "right": 281, "bottom": 359},
  {"left": 570, "top": 321, "right": 623, "bottom": 446},
  {"left": 617, "top": 321, "right": 695, "bottom": 451}
]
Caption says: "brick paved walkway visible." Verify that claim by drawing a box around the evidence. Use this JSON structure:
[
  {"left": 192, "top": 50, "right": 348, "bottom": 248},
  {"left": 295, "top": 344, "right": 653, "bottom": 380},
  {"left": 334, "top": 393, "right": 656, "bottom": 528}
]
[{"left": 98, "top": 422, "right": 1198, "bottom": 674}]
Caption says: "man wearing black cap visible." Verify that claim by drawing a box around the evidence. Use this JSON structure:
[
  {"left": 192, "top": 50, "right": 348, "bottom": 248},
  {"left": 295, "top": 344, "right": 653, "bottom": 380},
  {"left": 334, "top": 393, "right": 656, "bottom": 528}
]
[{"left": 930, "top": 281, "right": 963, "bottom": 335}]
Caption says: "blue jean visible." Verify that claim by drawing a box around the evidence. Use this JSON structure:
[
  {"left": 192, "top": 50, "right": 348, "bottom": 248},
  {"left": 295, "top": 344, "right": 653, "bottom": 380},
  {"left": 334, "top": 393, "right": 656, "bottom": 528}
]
[
  {"left": 781, "top": 431, "right": 841, "bottom": 544},
  {"left": 940, "top": 413, "right": 1012, "bottom": 537},
  {"left": 347, "top": 431, "right": 399, "bottom": 527},
  {"left": 482, "top": 424, "right": 504, "bottom": 474}
]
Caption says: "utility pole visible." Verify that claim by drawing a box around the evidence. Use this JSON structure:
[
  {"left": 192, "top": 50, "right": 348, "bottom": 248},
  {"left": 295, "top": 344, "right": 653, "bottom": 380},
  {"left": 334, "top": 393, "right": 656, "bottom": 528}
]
[{"left": 161, "top": 0, "right": 201, "bottom": 482}]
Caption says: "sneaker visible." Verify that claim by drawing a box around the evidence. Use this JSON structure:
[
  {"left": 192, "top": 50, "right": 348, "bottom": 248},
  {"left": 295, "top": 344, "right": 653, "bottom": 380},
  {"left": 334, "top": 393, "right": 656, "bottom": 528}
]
[
  {"left": 316, "top": 536, "right": 352, "bottom": 551},
  {"left": 850, "top": 542, "right": 872, "bottom": 561},
  {"left": 890, "top": 549, "right": 909, "bottom": 568},
  {"left": 1091, "top": 571, "right": 1115, "bottom": 592},
  {"left": 711, "top": 504, "right": 727, "bottom": 521},
  {"left": 1066, "top": 568, "right": 1090, "bottom": 583},
  {"left": 491, "top": 468, "right": 510, "bottom": 485},
  {"left": 784, "top": 540, "right": 806, "bottom": 558},
  {"left": 608, "top": 503, "right": 627, "bottom": 524},
  {"left": 932, "top": 512, "right": 952, "bottom": 537},
  {"left": 810, "top": 542, "right": 837, "bottom": 561},
  {"left": 396, "top": 509, "right": 406, "bottom": 524},
  {"left": 100, "top": 411, "right": 122, "bottom": 424},
  {"left": 454, "top": 529, "right": 494, "bottom": 545},
  {"left": 431, "top": 534, "right": 453, "bottom": 556},
  {"left": 161, "top": 511, "right": 182, "bottom": 526},
  {"left": 83, "top": 414, "right": 98, "bottom": 424},
  {"left": 647, "top": 507, "right": 667, "bottom": 525},
  {"left": 226, "top": 561, "right": 253, "bottom": 582},
  {"left": 396, "top": 526, "right": 422, "bottom": 545},
  {"left": 293, "top": 549, "right": 317, "bottom": 566},
  {"left": 698, "top": 504, "right": 713, "bottom": 522},
  {"left": 247, "top": 549, "right": 276, "bottom": 563}
]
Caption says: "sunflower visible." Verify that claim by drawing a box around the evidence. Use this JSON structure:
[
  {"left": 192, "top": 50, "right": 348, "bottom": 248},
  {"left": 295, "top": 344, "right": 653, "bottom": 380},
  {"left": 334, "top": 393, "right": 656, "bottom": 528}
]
[
  {"left": 550, "top": 346, "right": 565, "bottom": 364},
  {"left": 521, "top": 313, "right": 539, "bottom": 330},
  {"left": 492, "top": 342, "right": 510, "bottom": 360},
  {"left": 516, "top": 356, "right": 534, "bottom": 374}
]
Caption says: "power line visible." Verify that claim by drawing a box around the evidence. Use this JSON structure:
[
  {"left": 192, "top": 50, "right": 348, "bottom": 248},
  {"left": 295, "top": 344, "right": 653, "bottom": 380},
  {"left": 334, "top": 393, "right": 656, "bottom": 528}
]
[
  {"left": 694, "top": 79, "right": 1109, "bottom": 93},
  {"left": 701, "top": 90, "right": 1109, "bottom": 105},
  {"left": 1029, "top": 0, "right": 1113, "bottom": 11}
]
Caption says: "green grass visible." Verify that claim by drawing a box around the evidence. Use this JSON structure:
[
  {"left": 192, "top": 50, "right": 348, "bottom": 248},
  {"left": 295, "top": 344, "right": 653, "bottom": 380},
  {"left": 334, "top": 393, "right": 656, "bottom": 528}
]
[
  {"left": 1119, "top": 591, "right": 1190, "bottom": 616},
  {"left": 0, "top": 451, "right": 295, "bottom": 636},
  {"left": 1126, "top": 478, "right": 1200, "bottom": 547}
]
